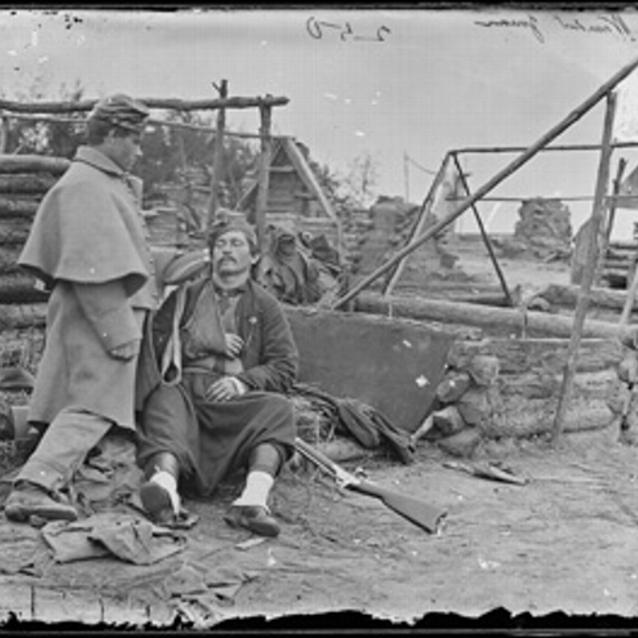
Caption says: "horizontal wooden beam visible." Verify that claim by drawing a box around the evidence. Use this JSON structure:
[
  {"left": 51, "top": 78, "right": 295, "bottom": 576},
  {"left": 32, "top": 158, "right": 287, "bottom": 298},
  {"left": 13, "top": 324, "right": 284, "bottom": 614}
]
[
  {"left": 0, "top": 95, "right": 290, "bottom": 114},
  {"left": 445, "top": 194, "right": 638, "bottom": 204},
  {"left": 453, "top": 140, "right": 638, "bottom": 155},
  {"left": 355, "top": 291, "right": 630, "bottom": 340},
  {"left": 1, "top": 111, "right": 293, "bottom": 141}
]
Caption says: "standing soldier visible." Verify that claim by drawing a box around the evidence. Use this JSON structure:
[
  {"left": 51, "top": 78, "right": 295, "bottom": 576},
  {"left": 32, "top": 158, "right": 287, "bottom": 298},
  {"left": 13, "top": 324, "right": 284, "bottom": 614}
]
[{"left": 4, "top": 94, "right": 159, "bottom": 523}]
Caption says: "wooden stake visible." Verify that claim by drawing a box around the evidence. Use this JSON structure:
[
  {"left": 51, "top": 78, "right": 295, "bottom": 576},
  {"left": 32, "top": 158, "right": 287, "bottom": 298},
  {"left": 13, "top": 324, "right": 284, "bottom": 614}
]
[
  {"left": 255, "top": 103, "right": 273, "bottom": 249},
  {"left": 332, "top": 55, "right": 638, "bottom": 310},
  {"left": 552, "top": 91, "right": 617, "bottom": 443},
  {"left": 205, "top": 79, "right": 228, "bottom": 232}
]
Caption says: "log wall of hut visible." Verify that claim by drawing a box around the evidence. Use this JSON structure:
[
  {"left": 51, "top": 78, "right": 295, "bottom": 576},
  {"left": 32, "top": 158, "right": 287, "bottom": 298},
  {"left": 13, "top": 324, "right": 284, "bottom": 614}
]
[
  {"left": 239, "top": 139, "right": 341, "bottom": 249},
  {"left": 0, "top": 156, "right": 68, "bottom": 377}
]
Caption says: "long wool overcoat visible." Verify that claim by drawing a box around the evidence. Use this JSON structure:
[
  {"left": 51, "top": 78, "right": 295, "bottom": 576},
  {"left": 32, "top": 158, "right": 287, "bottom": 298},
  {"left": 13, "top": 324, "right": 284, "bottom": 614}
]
[{"left": 18, "top": 145, "right": 159, "bottom": 430}]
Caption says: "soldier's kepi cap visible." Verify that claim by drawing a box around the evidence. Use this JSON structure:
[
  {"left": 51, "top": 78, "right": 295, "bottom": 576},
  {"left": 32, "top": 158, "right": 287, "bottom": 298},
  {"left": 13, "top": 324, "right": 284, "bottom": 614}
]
[
  {"left": 87, "top": 93, "right": 150, "bottom": 133},
  {"left": 208, "top": 209, "right": 259, "bottom": 252}
]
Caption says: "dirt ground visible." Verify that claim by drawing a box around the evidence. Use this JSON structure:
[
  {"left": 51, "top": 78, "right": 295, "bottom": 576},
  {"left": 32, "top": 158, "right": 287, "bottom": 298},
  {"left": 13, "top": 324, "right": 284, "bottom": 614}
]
[
  {"left": 2, "top": 427, "right": 638, "bottom": 629},
  {"left": 2, "top": 243, "right": 638, "bottom": 630}
]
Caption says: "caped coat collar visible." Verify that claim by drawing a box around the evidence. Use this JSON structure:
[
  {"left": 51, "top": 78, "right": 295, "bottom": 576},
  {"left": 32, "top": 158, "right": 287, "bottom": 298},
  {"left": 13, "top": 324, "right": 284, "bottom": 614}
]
[{"left": 73, "top": 145, "right": 127, "bottom": 177}]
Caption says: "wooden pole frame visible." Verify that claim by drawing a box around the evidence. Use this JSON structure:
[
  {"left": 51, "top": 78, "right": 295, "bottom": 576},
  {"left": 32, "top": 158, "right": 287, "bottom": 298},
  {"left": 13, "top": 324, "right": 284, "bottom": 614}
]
[
  {"left": 0, "top": 95, "right": 289, "bottom": 113},
  {"left": 451, "top": 152, "right": 513, "bottom": 306},
  {"left": 382, "top": 152, "right": 452, "bottom": 296},
  {"left": 205, "top": 79, "right": 228, "bottom": 232},
  {"left": 552, "top": 91, "right": 618, "bottom": 442},
  {"left": 332, "top": 55, "right": 638, "bottom": 310}
]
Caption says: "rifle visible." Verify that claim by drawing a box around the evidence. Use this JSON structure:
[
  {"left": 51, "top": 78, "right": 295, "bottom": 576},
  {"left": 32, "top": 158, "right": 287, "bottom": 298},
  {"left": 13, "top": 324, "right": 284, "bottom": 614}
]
[{"left": 294, "top": 437, "right": 446, "bottom": 534}]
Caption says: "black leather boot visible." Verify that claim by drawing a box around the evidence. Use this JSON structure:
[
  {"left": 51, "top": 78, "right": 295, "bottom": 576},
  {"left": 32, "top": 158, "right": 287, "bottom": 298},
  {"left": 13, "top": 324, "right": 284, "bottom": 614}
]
[{"left": 223, "top": 443, "right": 284, "bottom": 537}]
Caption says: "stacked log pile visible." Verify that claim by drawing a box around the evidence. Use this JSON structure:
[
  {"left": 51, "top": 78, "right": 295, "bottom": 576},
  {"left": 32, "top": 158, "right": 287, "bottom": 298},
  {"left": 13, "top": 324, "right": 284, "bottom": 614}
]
[
  {"left": 339, "top": 207, "right": 373, "bottom": 273},
  {"left": 0, "top": 155, "right": 69, "bottom": 372},
  {"left": 601, "top": 241, "right": 638, "bottom": 289},
  {"left": 533, "top": 283, "right": 638, "bottom": 323},
  {"left": 424, "top": 336, "right": 622, "bottom": 457}
]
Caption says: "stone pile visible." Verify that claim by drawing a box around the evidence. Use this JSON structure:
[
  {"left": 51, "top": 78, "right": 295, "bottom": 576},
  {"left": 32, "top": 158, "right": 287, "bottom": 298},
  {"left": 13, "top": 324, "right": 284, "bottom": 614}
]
[
  {"left": 426, "top": 350, "right": 501, "bottom": 458},
  {"left": 495, "top": 198, "right": 572, "bottom": 261}
]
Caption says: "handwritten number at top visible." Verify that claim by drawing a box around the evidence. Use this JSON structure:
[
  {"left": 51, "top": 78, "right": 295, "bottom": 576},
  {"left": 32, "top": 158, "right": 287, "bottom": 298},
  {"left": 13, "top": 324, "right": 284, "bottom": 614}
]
[{"left": 306, "top": 16, "right": 391, "bottom": 42}]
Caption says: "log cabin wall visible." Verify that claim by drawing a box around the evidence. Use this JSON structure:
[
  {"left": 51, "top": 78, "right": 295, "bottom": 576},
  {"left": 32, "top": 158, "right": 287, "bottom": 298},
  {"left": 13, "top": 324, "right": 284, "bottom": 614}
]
[
  {"left": 0, "top": 156, "right": 68, "bottom": 375},
  {"left": 238, "top": 138, "right": 342, "bottom": 252}
]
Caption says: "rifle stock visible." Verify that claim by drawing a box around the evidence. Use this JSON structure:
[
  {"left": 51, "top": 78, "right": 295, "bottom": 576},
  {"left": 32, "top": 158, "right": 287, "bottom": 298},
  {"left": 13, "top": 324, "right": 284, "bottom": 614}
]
[{"left": 295, "top": 437, "right": 446, "bottom": 534}]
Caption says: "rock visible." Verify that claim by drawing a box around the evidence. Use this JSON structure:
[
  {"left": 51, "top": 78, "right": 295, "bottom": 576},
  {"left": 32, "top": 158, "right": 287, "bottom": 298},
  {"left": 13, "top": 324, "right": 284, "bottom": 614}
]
[
  {"left": 457, "top": 387, "right": 491, "bottom": 427},
  {"left": 435, "top": 371, "right": 471, "bottom": 403},
  {"left": 606, "top": 379, "right": 629, "bottom": 415},
  {"left": 437, "top": 428, "right": 482, "bottom": 458},
  {"left": 618, "top": 351, "right": 638, "bottom": 384},
  {"left": 467, "top": 355, "right": 500, "bottom": 387},
  {"left": 432, "top": 405, "right": 466, "bottom": 437}
]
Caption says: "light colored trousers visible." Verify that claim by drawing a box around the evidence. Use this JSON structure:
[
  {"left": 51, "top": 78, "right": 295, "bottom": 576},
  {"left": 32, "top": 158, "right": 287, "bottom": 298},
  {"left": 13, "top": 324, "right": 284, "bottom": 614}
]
[{"left": 16, "top": 408, "right": 111, "bottom": 493}]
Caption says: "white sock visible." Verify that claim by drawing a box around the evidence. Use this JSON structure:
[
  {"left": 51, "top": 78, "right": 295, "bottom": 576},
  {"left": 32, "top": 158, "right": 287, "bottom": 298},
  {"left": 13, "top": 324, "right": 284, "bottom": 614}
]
[
  {"left": 232, "top": 471, "right": 274, "bottom": 510},
  {"left": 150, "top": 470, "right": 181, "bottom": 515}
]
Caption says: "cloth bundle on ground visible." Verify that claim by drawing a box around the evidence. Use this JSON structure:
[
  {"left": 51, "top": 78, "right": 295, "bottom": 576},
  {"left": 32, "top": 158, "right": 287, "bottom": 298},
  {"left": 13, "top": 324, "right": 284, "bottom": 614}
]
[
  {"left": 292, "top": 383, "right": 415, "bottom": 464},
  {"left": 41, "top": 511, "right": 186, "bottom": 564}
]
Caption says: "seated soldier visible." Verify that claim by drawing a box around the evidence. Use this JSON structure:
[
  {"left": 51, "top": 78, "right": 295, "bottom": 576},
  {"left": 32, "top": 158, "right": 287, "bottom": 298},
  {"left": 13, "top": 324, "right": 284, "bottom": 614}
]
[
  {"left": 135, "top": 213, "right": 299, "bottom": 537},
  {"left": 255, "top": 225, "right": 323, "bottom": 305}
]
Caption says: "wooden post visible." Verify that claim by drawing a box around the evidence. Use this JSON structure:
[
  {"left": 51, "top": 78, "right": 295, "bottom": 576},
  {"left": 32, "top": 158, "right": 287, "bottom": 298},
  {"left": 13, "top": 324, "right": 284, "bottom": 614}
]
[
  {"left": 205, "top": 79, "right": 228, "bottom": 233},
  {"left": 620, "top": 264, "right": 638, "bottom": 326},
  {"left": 403, "top": 151, "right": 410, "bottom": 203},
  {"left": 255, "top": 102, "right": 273, "bottom": 249},
  {"left": 0, "top": 114, "right": 7, "bottom": 153},
  {"left": 605, "top": 157, "right": 627, "bottom": 244},
  {"left": 331, "top": 55, "right": 638, "bottom": 310},
  {"left": 552, "top": 91, "right": 617, "bottom": 443},
  {"left": 452, "top": 152, "right": 513, "bottom": 306}
]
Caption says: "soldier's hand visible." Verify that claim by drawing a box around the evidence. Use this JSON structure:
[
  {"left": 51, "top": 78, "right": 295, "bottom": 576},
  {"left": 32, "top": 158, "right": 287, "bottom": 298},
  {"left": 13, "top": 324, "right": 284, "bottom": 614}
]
[
  {"left": 224, "top": 333, "right": 244, "bottom": 358},
  {"left": 205, "top": 376, "right": 247, "bottom": 402},
  {"left": 109, "top": 339, "right": 140, "bottom": 361}
]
